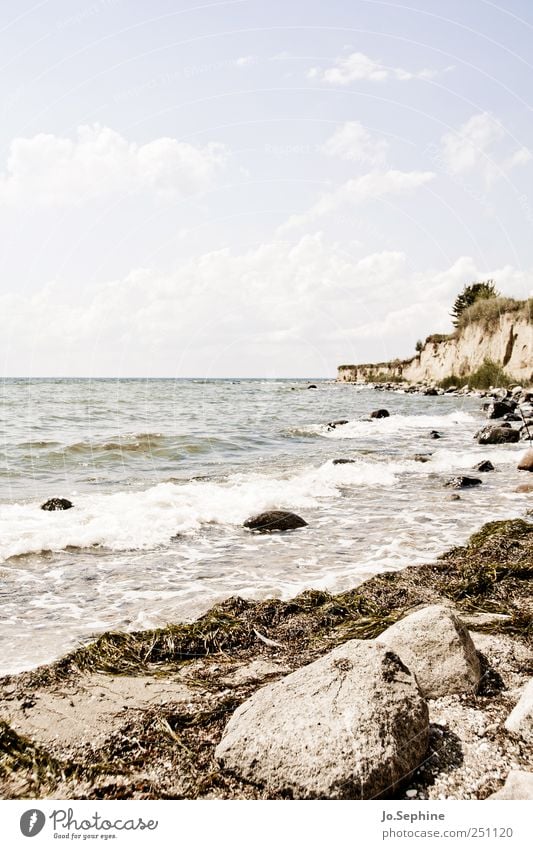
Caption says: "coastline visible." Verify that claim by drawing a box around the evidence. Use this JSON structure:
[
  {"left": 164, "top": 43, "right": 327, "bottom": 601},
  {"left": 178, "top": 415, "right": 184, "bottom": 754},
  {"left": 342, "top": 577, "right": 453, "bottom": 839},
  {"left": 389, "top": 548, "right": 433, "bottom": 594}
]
[{"left": 1, "top": 518, "right": 531, "bottom": 801}]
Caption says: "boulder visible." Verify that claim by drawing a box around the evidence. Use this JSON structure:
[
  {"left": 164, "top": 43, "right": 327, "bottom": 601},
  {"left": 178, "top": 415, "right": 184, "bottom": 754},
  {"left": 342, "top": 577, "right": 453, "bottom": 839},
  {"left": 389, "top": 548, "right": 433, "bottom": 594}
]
[
  {"left": 40, "top": 498, "right": 73, "bottom": 511},
  {"left": 328, "top": 419, "right": 349, "bottom": 429},
  {"left": 518, "top": 450, "right": 533, "bottom": 472},
  {"left": 476, "top": 425, "right": 520, "bottom": 445},
  {"left": 215, "top": 640, "right": 428, "bottom": 799},
  {"left": 444, "top": 476, "right": 482, "bottom": 489},
  {"left": 244, "top": 511, "right": 307, "bottom": 532},
  {"left": 376, "top": 605, "right": 481, "bottom": 698},
  {"left": 307, "top": 384, "right": 317, "bottom": 390},
  {"left": 332, "top": 458, "right": 356, "bottom": 465},
  {"left": 370, "top": 409, "right": 390, "bottom": 419},
  {"left": 475, "top": 460, "right": 495, "bottom": 472},
  {"left": 430, "top": 430, "right": 442, "bottom": 439},
  {"left": 490, "top": 771, "right": 533, "bottom": 800},
  {"left": 504, "top": 679, "right": 533, "bottom": 744},
  {"left": 487, "top": 400, "right": 514, "bottom": 419},
  {"left": 424, "top": 387, "right": 438, "bottom": 396}
]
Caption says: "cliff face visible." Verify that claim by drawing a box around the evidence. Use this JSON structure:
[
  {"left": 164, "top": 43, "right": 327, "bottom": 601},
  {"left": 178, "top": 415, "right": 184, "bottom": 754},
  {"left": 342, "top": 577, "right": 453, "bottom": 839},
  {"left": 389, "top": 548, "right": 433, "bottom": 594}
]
[{"left": 338, "top": 313, "right": 533, "bottom": 385}]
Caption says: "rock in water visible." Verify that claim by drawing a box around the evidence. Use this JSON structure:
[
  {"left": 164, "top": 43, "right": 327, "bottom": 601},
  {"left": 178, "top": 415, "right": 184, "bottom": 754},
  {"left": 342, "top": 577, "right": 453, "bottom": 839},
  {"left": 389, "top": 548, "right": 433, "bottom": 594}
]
[
  {"left": 444, "top": 476, "right": 482, "bottom": 489},
  {"left": 487, "top": 400, "right": 514, "bottom": 419},
  {"left": 215, "top": 640, "right": 428, "bottom": 799},
  {"left": 504, "top": 679, "right": 533, "bottom": 744},
  {"left": 307, "top": 384, "right": 317, "bottom": 390},
  {"left": 332, "top": 458, "right": 356, "bottom": 465},
  {"left": 518, "top": 450, "right": 533, "bottom": 472},
  {"left": 41, "top": 498, "right": 73, "bottom": 511},
  {"left": 476, "top": 460, "right": 495, "bottom": 472},
  {"left": 476, "top": 425, "right": 520, "bottom": 445},
  {"left": 430, "top": 430, "right": 442, "bottom": 439},
  {"left": 327, "top": 419, "right": 349, "bottom": 429},
  {"left": 490, "top": 771, "right": 533, "bottom": 800},
  {"left": 376, "top": 605, "right": 481, "bottom": 698},
  {"left": 244, "top": 511, "right": 307, "bottom": 532},
  {"left": 370, "top": 409, "right": 390, "bottom": 419}
]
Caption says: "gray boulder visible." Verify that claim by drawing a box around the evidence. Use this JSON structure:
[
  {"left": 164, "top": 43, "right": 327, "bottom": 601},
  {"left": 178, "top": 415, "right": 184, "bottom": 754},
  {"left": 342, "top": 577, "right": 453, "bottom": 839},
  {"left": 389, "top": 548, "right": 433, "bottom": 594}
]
[
  {"left": 504, "top": 679, "right": 533, "bottom": 744},
  {"left": 376, "top": 605, "right": 481, "bottom": 698},
  {"left": 476, "top": 425, "right": 520, "bottom": 445},
  {"left": 244, "top": 511, "right": 307, "bottom": 532},
  {"left": 490, "top": 771, "right": 533, "bottom": 800},
  {"left": 370, "top": 409, "right": 390, "bottom": 419},
  {"left": 215, "top": 640, "right": 429, "bottom": 799},
  {"left": 518, "top": 450, "right": 533, "bottom": 472}
]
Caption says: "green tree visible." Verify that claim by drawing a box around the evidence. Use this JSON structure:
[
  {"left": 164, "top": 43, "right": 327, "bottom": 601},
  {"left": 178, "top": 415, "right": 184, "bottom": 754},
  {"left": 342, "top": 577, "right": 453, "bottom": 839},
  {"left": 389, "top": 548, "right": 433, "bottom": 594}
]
[{"left": 451, "top": 280, "right": 500, "bottom": 327}]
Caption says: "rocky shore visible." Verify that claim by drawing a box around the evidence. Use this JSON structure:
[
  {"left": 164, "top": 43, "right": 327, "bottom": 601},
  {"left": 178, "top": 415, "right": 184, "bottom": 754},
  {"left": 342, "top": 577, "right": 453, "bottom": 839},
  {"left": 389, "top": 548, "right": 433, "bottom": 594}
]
[{"left": 1, "top": 518, "right": 532, "bottom": 800}]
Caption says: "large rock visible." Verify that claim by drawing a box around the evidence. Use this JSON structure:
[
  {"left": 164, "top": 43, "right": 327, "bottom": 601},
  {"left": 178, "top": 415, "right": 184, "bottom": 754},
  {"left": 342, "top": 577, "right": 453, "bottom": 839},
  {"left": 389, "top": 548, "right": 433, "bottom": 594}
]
[
  {"left": 444, "top": 476, "right": 482, "bottom": 489},
  {"left": 504, "top": 679, "right": 533, "bottom": 744},
  {"left": 215, "top": 640, "right": 429, "bottom": 799},
  {"left": 370, "top": 409, "right": 390, "bottom": 419},
  {"left": 476, "top": 460, "right": 495, "bottom": 472},
  {"left": 518, "top": 450, "right": 533, "bottom": 472},
  {"left": 490, "top": 771, "right": 533, "bottom": 800},
  {"left": 376, "top": 605, "right": 481, "bottom": 698},
  {"left": 476, "top": 425, "right": 520, "bottom": 445},
  {"left": 244, "top": 510, "right": 307, "bottom": 532},
  {"left": 41, "top": 498, "right": 73, "bottom": 511},
  {"left": 487, "top": 400, "right": 514, "bottom": 419}
]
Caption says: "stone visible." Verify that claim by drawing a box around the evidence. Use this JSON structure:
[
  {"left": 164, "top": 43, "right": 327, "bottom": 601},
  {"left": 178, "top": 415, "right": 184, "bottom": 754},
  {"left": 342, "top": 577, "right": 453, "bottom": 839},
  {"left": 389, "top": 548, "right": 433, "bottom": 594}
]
[
  {"left": 413, "top": 454, "right": 432, "bottom": 463},
  {"left": 444, "top": 476, "right": 482, "bottom": 489},
  {"left": 476, "top": 425, "right": 520, "bottom": 445},
  {"left": 332, "top": 458, "right": 356, "bottom": 465},
  {"left": 307, "top": 384, "right": 317, "bottom": 390},
  {"left": 327, "top": 419, "right": 349, "bottom": 429},
  {"left": 430, "top": 430, "right": 442, "bottom": 439},
  {"left": 490, "top": 771, "right": 533, "bottom": 800},
  {"left": 370, "top": 409, "right": 390, "bottom": 419},
  {"left": 215, "top": 640, "right": 429, "bottom": 799},
  {"left": 487, "top": 400, "right": 514, "bottom": 419},
  {"left": 475, "top": 460, "right": 495, "bottom": 472},
  {"left": 40, "top": 498, "right": 73, "bottom": 511},
  {"left": 424, "top": 387, "right": 438, "bottom": 396},
  {"left": 518, "top": 450, "right": 533, "bottom": 472},
  {"left": 504, "top": 679, "right": 533, "bottom": 744},
  {"left": 376, "top": 605, "right": 481, "bottom": 698},
  {"left": 244, "top": 511, "right": 307, "bottom": 532}
]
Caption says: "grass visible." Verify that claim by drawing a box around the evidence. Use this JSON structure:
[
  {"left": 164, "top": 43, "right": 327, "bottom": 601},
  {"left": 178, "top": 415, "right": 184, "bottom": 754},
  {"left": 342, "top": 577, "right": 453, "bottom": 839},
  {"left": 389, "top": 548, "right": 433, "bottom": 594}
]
[
  {"left": 439, "top": 359, "right": 517, "bottom": 390},
  {"left": 455, "top": 296, "right": 533, "bottom": 331}
]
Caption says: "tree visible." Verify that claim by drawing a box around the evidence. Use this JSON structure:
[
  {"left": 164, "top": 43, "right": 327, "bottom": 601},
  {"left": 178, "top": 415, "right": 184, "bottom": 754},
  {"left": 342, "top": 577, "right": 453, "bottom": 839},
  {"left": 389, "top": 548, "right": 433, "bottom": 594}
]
[{"left": 451, "top": 280, "right": 500, "bottom": 327}]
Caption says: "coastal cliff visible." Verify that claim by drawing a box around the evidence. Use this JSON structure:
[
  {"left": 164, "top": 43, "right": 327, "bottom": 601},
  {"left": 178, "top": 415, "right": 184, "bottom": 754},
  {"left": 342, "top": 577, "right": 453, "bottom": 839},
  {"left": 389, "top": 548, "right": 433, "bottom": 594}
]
[{"left": 338, "top": 299, "right": 533, "bottom": 386}]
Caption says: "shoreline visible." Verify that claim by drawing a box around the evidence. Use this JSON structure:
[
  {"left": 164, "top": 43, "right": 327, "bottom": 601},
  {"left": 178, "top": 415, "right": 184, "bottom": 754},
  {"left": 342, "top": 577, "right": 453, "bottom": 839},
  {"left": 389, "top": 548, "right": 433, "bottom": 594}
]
[{"left": 1, "top": 517, "right": 531, "bottom": 800}]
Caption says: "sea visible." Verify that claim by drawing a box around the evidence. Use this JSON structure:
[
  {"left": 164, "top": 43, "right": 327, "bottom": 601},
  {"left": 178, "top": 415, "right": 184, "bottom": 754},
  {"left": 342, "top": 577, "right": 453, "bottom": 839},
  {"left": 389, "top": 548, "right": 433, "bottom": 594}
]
[{"left": 0, "top": 377, "right": 530, "bottom": 675}]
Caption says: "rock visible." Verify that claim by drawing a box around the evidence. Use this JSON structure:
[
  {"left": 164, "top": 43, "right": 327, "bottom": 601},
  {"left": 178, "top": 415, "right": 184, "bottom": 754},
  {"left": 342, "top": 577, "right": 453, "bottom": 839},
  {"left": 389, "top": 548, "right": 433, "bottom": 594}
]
[
  {"left": 518, "top": 450, "right": 533, "bottom": 472},
  {"left": 444, "top": 476, "right": 482, "bottom": 489},
  {"left": 424, "top": 387, "right": 438, "bottom": 396},
  {"left": 516, "top": 483, "right": 533, "bottom": 493},
  {"left": 332, "top": 458, "right": 355, "bottom": 465},
  {"left": 244, "top": 511, "right": 307, "bottom": 533},
  {"left": 413, "top": 454, "right": 432, "bottom": 463},
  {"left": 504, "top": 679, "right": 533, "bottom": 743},
  {"left": 490, "top": 771, "right": 533, "bottom": 800},
  {"left": 327, "top": 419, "right": 349, "bottom": 429},
  {"left": 475, "top": 460, "right": 495, "bottom": 472},
  {"left": 448, "top": 494, "right": 461, "bottom": 501},
  {"left": 376, "top": 605, "right": 481, "bottom": 698},
  {"left": 430, "top": 430, "right": 442, "bottom": 439},
  {"left": 487, "top": 400, "right": 514, "bottom": 419},
  {"left": 40, "top": 498, "right": 73, "bottom": 511},
  {"left": 215, "top": 640, "right": 428, "bottom": 799},
  {"left": 307, "top": 384, "right": 317, "bottom": 390},
  {"left": 370, "top": 409, "right": 390, "bottom": 419},
  {"left": 476, "top": 425, "right": 520, "bottom": 445}
]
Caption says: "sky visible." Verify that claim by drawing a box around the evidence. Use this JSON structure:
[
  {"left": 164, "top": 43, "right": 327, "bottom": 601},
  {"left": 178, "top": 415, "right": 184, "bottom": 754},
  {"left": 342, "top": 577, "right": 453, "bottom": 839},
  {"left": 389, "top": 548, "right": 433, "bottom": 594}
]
[{"left": 0, "top": 0, "right": 532, "bottom": 377}]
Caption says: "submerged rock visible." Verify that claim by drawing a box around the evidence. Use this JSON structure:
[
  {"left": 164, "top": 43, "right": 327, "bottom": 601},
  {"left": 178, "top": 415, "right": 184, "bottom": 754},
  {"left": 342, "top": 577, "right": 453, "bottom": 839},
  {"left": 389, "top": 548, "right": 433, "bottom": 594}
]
[
  {"left": 332, "top": 458, "right": 356, "bottom": 465},
  {"left": 445, "top": 476, "right": 482, "bottom": 489},
  {"left": 490, "top": 771, "right": 533, "bottom": 800},
  {"left": 327, "top": 419, "right": 349, "bottom": 429},
  {"left": 307, "top": 384, "right": 318, "bottom": 390},
  {"left": 413, "top": 454, "right": 432, "bottom": 463},
  {"left": 430, "top": 430, "right": 442, "bottom": 439},
  {"left": 215, "top": 640, "right": 429, "bottom": 799},
  {"left": 476, "top": 460, "right": 495, "bottom": 472},
  {"left": 40, "top": 498, "right": 73, "bottom": 511},
  {"left": 476, "top": 425, "right": 520, "bottom": 445},
  {"left": 518, "top": 450, "right": 533, "bottom": 472},
  {"left": 370, "top": 409, "right": 390, "bottom": 419},
  {"left": 376, "top": 605, "right": 481, "bottom": 698},
  {"left": 244, "top": 511, "right": 307, "bottom": 533},
  {"left": 504, "top": 679, "right": 533, "bottom": 744}
]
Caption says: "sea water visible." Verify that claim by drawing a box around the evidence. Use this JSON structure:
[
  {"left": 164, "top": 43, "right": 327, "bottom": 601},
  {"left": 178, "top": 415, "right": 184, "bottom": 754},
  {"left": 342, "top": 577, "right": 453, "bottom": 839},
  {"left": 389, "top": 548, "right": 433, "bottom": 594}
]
[{"left": 0, "top": 378, "right": 529, "bottom": 674}]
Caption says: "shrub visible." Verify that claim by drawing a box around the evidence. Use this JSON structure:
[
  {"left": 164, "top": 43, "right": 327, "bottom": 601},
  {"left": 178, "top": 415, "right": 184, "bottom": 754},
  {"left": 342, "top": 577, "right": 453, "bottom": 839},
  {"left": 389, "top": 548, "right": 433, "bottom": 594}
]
[
  {"left": 438, "top": 359, "right": 517, "bottom": 390},
  {"left": 456, "top": 296, "right": 532, "bottom": 331}
]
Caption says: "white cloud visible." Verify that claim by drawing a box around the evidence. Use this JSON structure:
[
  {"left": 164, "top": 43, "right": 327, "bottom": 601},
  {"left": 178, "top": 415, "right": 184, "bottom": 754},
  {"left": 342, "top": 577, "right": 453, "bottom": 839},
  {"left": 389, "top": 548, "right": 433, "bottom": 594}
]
[
  {"left": 308, "top": 52, "right": 446, "bottom": 85},
  {"left": 3, "top": 230, "right": 526, "bottom": 377},
  {"left": 322, "top": 122, "right": 388, "bottom": 166},
  {"left": 282, "top": 169, "right": 435, "bottom": 231},
  {"left": 439, "top": 112, "right": 531, "bottom": 185},
  {"left": 0, "top": 124, "right": 228, "bottom": 205}
]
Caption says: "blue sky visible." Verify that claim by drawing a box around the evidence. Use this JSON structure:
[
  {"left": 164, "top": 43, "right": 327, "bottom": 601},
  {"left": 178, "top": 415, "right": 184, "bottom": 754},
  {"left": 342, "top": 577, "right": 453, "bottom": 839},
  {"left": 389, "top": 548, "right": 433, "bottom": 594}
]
[{"left": 0, "top": 0, "right": 532, "bottom": 376}]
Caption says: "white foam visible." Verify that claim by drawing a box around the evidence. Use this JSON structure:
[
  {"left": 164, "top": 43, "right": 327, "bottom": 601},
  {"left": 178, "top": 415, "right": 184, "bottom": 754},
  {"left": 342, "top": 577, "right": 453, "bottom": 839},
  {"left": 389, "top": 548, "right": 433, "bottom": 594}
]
[
  {"left": 319, "top": 410, "right": 477, "bottom": 439},
  {"left": 0, "top": 459, "right": 396, "bottom": 559}
]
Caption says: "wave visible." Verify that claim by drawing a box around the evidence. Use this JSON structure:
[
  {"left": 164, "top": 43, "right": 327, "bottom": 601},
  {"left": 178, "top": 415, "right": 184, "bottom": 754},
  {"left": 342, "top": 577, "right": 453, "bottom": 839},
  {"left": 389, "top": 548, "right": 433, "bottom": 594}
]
[
  {"left": 306, "top": 410, "right": 478, "bottom": 440},
  {"left": 0, "top": 459, "right": 396, "bottom": 559}
]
